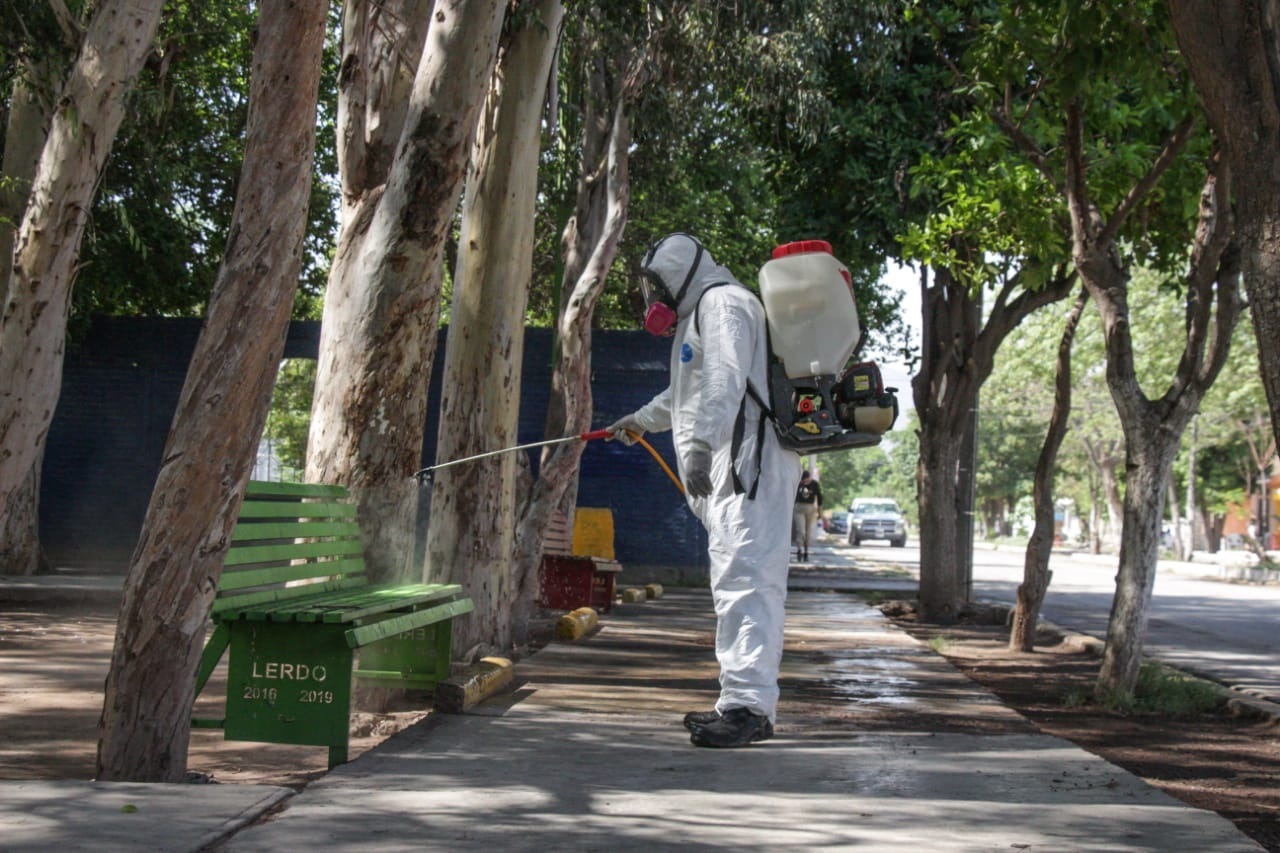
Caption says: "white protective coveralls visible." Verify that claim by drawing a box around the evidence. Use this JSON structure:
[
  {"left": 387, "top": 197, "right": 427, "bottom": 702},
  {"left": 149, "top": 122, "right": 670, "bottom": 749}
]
[{"left": 628, "top": 235, "right": 801, "bottom": 722}]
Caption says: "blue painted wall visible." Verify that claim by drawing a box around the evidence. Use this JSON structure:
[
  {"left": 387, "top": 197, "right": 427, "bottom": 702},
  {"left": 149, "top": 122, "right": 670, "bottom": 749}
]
[{"left": 42, "top": 317, "right": 706, "bottom": 577}]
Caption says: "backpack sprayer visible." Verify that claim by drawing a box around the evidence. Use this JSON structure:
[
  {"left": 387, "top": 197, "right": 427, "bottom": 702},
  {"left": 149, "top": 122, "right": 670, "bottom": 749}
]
[
  {"left": 412, "top": 428, "right": 686, "bottom": 495},
  {"left": 757, "top": 240, "right": 899, "bottom": 453}
]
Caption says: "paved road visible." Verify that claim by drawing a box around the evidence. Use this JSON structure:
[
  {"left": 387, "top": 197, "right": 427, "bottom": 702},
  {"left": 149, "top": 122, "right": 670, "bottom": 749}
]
[{"left": 839, "top": 539, "right": 1280, "bottom": 704}]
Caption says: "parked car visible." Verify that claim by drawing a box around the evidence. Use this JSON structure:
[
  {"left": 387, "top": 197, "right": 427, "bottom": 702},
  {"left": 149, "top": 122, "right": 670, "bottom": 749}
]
[
  {"left": 826, "top": 511, "right": 850, "bottom": 535},
  {"left": 847, "top": 498, "right": 907, "bottom": 547}
]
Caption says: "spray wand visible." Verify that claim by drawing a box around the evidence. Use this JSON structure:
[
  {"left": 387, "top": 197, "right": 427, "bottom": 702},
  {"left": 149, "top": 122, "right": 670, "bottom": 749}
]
[
  {"left": 412, "top": 427, "right": 691, "bottom": 494},
  {"left": 412, "top": 429, "right": 612, "bottom": 480},
  {"left": 411, "top": 428, "right": 686, "bottom": 496}
]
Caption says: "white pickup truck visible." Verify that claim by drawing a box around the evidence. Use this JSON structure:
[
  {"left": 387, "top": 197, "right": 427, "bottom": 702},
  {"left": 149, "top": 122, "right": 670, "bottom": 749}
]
[{"left": 847, "top": 497, "right": 908, "bottom": 548}]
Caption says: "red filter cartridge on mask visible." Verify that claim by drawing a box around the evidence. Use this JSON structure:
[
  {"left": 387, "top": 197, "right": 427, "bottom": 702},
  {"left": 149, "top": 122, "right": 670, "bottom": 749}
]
[{"left": 644, "top": 302, "right": 678, "bottom": 336}]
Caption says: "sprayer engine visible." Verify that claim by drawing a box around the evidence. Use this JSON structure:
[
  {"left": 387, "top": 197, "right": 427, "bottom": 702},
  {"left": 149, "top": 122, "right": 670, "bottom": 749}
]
[{"left": 767, "top": 360, "right": 899, "bottom": 454}]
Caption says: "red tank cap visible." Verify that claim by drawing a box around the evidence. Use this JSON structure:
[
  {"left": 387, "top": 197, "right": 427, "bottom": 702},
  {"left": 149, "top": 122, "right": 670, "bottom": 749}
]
[{"left": 772, "top": 239, "right": 833, "bottom": 259}]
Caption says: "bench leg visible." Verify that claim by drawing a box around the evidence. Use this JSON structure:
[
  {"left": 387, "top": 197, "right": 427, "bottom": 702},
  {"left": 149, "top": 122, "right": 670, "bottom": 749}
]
[
  {"left": 194, "top": 623, "right": 230, "bottom": 698},
  {"left": 355, "top": 619, "right": 455, "bottom": 689}
]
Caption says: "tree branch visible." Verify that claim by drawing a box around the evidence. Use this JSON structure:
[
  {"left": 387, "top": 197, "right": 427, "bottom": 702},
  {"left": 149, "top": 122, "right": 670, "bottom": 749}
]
[
  {"left": 990, "top": 106, "right": 1061, "bottom": 190},
  {"left": 1098, "top": 114, "right": 1196, "bottom": 246},
  {"left": 1063, "top": 99, "right": 1094, "bottom": 247}
]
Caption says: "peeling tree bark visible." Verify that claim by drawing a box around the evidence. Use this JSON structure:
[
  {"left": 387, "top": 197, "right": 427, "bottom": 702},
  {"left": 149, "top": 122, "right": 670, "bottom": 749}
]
[
  {"left": 96, "top": 0, "right": 328, "bottom": 782},
  {"left": 0, "top": 1, "right": 163, "bottom": 576},
  {"left": 508, "top": 27, "right": 656, "bottom": 645},
  {"left": 306, "top": 0, "right": 507, "bottom": 583},
  {"left": 426, "top": 0, "right": 566, "bottom": 653},
  {"left": 0, "top": 67, "right": 59, "bottom": 578}
]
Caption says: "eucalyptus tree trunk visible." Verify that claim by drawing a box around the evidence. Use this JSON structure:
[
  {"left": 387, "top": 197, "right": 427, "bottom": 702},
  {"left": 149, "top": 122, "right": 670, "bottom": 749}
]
[
  {"left": 1, "top": 72, "right": 54, "bottom": 295},
  {"left": 307, "top": 0, "right": 507, "bottom": 583},
  {"left": 1010, "top": 287, "right": 1087, "bottom": 651},
  {"left": 512, "top": 96, "right": 636, "bottom": 644},
  {"left": 426, "top": 0, "right": 565, "bottom": 653},
  {"left": 1169, "top": 0, "right": 1280, "bottom": 478},
  {"left": 0, "top": 0, "right": 163, "bottom": 575},
  {"left": 97, "top": 0, "right": 327, "bottom": 782},
  {"left": 1060, "top": 103, "right": 1242, "bottom": 698},
  {"left": 0, "top": 70, "right": 56, "bottom": 577},
  {"left": 912, "top": 263, "right": 1073, "bottom": 622},
  {"left": 507, "top": 21, "right": 657, "bottom": 644}
]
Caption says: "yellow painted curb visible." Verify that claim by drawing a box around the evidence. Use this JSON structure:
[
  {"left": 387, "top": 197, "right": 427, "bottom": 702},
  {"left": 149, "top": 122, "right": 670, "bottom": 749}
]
[
  {"left": 434, "top": 656, "right": 514, "bottom": 713},
  {"left": 644, "top": 583, "right": 664, "bottom": 600},
  {"left": 622, "top": 587, "right": 647, "bottom": 603},
  {"left": 556, "top": 606, "right": 599, "bottom": 640}
]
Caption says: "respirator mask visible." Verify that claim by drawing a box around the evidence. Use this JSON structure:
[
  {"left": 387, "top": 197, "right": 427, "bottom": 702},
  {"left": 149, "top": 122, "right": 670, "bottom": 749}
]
[
  {"left": 640, "top": 271, "right": 678, "bottom": 336},
  {"left": 638, "top": 234, "right": 705, "bottom": 337}
]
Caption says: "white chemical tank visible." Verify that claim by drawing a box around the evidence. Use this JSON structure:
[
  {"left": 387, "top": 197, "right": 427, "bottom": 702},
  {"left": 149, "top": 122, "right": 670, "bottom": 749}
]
[{"left": 758, "top": 240, "right": 861, "bottom": 379}]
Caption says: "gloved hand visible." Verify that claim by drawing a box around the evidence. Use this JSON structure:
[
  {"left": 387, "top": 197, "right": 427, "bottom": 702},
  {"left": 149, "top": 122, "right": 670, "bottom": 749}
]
[
  {"left": 607, "top": 413, "right": 645, "bottom": 446},
  {"left": 684, "top": 439, "right": 713, "bottom": 499}
]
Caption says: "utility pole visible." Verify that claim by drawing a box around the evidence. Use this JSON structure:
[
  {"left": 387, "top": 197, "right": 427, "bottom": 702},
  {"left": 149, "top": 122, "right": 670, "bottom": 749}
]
[
  {"left": 957, "top": 396, "right": 978, "bottom": 601},
  {"left": 957, "top": 285, "right": 983, "bottom": 602}
]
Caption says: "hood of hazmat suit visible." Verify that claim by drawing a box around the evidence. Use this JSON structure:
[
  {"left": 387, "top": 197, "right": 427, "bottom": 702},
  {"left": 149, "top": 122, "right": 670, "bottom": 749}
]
[{"left": 631, "top": 233, "right": 801, "bottom": 721}]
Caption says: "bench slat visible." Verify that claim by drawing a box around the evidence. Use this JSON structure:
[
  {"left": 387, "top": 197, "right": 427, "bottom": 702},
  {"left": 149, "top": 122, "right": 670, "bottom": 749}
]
[
  {"left": 238, "top": 499, "right": 357, "bottom": 521},
  {"left": 232, "top": 520, "right": 361, "bottom": 542},
  {"left": 226, "top": 582, "right": 462, "bottom": 625},
  {"left": 252, "top": 583, "right": 462, "bottom": 623},
  {"left": 213, "top": 576, "right": 367, "bottom": 617},
  {"left": 345, "top": 597, "right": 476, "bottom": 648},
  {"left": 218, "top": 556, "right": 366, "bottom": 592},
  {"left": 246, "top": 481, "right": 349, "bottom": 499},
  {"left": 224, "top": 538, "right": 364, "bottom": 566},
  {"left": 322, "top": 583, "right": 465, "bottom": 624},
  {"left": 240, "top": 583, "right": 400, "bottom": 621}
]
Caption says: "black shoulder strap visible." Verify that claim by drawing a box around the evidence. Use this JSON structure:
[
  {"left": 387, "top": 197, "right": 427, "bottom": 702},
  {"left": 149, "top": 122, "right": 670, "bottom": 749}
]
[
  {"left": 692, "top": 282, "right": 771, "bottom": 500},
  {"left": 693, "top": 281, "right": 733, "bottom": 336}
]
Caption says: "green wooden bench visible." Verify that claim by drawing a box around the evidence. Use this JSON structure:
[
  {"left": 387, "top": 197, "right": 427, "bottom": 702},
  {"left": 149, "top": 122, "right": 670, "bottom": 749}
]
[{"left": 192, "top": 480, "right": 473, "bottom": 767}]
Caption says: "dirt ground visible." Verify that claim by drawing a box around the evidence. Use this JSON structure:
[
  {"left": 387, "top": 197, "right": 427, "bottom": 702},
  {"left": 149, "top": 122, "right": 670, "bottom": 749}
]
[
  {"left": 2, "top": 596, "right": 1278, "bottom": 850},
  {"left": 879, "top": 601, "right": 1280, "bottom": 853},
  {"left": 0, "top": 600, "right": 436, "bottom": 790}
]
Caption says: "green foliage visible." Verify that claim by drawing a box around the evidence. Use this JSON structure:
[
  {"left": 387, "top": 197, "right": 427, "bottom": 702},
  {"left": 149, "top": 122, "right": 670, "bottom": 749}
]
[
  {"left": 902, "top": 0, "right": 1209, "bottom": 289},
  {"left": 547, "top": 2, "right": 929, "bottom": 346},
  {"left": 262, "top": 359, "right": 315, "bottom": 480},
  {"left": 0, "top": 2, "right": 76, "bottom": 83},
  {"left": 1090, "top": 662, "right": 1225, "bottom": 716},
  {"left": 981, "top": 265, "right": 1267, "bottom": 538},
  {"left": 68, "top": 2, "right": 339, "bottom": 328},
  {"left": 1190, "top": 303, "right": 1271, "bottom": 516}
]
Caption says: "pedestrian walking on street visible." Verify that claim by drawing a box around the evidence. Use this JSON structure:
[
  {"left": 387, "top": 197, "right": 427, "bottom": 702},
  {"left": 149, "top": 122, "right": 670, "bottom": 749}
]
[{"left": 793, "top": 469, "right": 822, "bottom": 562}]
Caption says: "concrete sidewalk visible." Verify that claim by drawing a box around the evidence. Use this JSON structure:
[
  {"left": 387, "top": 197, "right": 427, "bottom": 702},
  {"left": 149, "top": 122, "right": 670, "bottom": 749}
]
[{"left": 2, "top": 579, "right": 1260, "bottom": 851}]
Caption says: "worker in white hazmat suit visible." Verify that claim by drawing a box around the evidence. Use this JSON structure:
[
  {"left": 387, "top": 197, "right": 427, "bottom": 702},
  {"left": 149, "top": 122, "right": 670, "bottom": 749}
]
[{"left": 608, "top": 233, "right": 801, "bottom": 748}]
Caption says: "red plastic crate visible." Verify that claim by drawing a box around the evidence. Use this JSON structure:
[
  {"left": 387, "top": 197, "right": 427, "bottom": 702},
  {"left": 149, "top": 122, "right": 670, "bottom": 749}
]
[{"left": 538, "top": 555, "right": 620, "bottom": 612}]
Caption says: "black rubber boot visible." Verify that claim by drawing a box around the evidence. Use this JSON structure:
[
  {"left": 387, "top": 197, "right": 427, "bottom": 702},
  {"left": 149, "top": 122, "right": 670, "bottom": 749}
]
[
  {"left": 689, "top": 707, "right": 774, "bottom": 748},
  {"left": 683, "top": 709, "right": 720, "bottom": 731}
]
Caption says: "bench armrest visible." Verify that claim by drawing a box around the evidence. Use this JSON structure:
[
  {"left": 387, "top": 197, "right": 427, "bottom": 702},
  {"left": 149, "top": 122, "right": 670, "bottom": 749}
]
[{"left": 344, "top": 597, "right": 475, "bottom": 648}]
